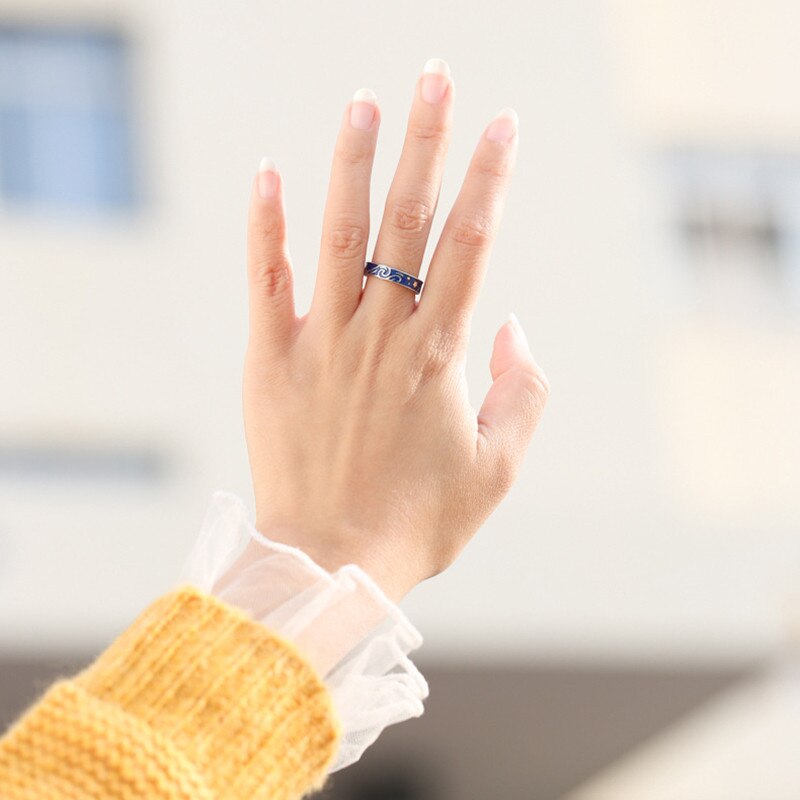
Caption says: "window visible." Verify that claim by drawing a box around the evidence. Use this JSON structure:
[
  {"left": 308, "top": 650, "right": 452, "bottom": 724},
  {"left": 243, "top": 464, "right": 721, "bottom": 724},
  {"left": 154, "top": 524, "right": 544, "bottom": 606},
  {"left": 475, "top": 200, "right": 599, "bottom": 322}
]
[
  {"left": 0, "top": 24, "right": 136, "bottom": 212},
  {"left": 664, "top": 146, "right": 800, "bottom": 310}
]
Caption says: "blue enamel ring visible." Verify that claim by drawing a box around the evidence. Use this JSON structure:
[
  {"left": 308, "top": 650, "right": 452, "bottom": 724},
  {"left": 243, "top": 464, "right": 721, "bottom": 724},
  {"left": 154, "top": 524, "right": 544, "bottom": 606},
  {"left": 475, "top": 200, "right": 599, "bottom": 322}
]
[{"left": 364, "top": 261, "right": 423, "bottom": 295}]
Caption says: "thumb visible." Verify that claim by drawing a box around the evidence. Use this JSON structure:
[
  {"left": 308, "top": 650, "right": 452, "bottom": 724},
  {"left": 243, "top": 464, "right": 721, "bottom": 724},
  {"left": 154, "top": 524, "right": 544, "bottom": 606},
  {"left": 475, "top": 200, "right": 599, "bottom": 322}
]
[{"left": 476, "top": 312, "right": 549, "bottom": 488}]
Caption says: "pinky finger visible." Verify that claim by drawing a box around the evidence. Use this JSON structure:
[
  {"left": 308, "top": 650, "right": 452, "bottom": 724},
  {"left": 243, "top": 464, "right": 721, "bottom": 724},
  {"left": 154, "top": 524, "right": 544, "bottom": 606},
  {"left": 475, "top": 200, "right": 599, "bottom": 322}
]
[
  {"left": 417, "top": 107, "right": 518, "bottom": 328},
  {"left": 246, "top": 156, "right": 296, "bottom": 357}
]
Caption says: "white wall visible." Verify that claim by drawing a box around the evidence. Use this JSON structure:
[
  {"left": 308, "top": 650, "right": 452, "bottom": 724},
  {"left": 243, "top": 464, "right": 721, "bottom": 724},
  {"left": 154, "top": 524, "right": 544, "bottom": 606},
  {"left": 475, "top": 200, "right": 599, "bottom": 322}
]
[{"left": 1, "top": 0, "right": 798, "bottom": 665}]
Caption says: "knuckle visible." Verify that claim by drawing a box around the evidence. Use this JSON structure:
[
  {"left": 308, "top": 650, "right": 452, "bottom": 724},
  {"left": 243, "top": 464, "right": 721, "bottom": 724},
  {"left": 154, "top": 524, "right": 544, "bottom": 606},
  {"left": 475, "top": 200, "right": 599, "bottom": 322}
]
[
  {"left": 387, "top": 194, "right": 433, "bottom": 236},
  {"left": 252, "top": 214, "right": 285, "bottom": 244},
  {"left": 451, "top": 212, "right": 495, "bottom": 251},
  {"left": 250, "top": 260, "right": 291, "bottom": 298},
  {"left": 472, "top": 154, "right": 512, "bottom": 180},
  {"left": 334, "top": 141, "right": 373, "bottom": 168},
  {"left": 325, "top": 217, "right": 369, "bottom": 262},
  {"left": 318, "top": 322, "right": 355, "bottom": 374},
  {"left": 407, "top": 119, "right": 449, "bottom": 145},
  {"left": 418, "top": 322, "right": 463, "bottom": 377},
  {"left": 519, "top": 367, "right": 550, "bottom": 414},
  {"left": 507, "top": 366, "right": 550, "bottom": 436}
]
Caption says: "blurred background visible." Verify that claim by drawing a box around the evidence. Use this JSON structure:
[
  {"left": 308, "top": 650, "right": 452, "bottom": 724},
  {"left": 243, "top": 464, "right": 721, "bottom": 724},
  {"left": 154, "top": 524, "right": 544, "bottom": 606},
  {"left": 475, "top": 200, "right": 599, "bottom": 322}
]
[{"left": 1, "top": 0, "right": 799, "bottom": 797}]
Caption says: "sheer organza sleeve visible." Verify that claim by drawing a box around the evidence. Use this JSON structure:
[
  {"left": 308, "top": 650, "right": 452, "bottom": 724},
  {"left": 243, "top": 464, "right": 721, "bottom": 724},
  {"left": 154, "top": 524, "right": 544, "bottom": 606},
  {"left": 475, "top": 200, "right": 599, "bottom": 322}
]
[{"left": 178, "top": 490, "right": 429, "bottom": 773}]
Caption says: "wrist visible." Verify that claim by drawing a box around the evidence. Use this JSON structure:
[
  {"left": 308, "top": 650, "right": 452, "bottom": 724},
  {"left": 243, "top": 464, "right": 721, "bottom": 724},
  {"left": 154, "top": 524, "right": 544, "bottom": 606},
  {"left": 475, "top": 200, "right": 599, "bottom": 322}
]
[{"left": 254, "top": 521, "right": 412, "bottom": 602}]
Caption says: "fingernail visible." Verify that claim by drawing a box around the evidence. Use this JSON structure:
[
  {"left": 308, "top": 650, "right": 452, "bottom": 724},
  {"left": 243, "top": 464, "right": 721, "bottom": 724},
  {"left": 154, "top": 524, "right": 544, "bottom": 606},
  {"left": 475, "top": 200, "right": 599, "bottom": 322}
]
[
  {"left": 258, "top": 156, "right": 279, "bottom": 198},
  {"left": 508, "top": 312, "right": 549, "bottom": 391},
  {"left": 421, "top": 57, "right": 450, "bottom": 104},
  {"left": 487, "top": 107, "right": 519, "bottom": 143},
  {"left": 350, "top": 87, "right": 377, "bottom": 130},
  {"left": 507, "top": 311, "right": 530, "bottom": 350}
]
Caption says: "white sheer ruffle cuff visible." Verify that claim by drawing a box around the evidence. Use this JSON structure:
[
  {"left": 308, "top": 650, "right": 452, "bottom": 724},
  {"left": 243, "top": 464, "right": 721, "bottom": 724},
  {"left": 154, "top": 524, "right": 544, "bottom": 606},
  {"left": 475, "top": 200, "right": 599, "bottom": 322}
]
[{"left": 178, "top": 490, "right": 429, "bottom": 773}]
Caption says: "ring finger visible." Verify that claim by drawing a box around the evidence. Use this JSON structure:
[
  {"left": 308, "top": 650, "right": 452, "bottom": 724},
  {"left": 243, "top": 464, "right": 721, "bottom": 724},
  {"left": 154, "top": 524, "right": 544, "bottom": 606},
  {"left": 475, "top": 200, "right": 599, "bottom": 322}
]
[{"left": 360, "top": 58, "right": 454, "bottom": 321}]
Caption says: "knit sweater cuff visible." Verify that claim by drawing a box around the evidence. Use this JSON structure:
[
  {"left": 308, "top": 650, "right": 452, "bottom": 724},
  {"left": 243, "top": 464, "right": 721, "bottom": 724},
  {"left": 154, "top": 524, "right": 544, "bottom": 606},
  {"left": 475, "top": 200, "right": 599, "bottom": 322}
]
[
  {"left": 180, "top": 489, "right": 429, "bottom": 773},
  {"left": 73, "top": 584, "right": 340, "bottom": 800}
]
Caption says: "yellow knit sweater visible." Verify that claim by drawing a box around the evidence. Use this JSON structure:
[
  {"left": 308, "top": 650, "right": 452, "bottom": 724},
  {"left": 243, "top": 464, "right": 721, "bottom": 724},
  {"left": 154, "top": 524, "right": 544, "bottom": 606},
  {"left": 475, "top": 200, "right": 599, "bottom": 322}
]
[{"left": 0, "top": 584, "right": 341, "bottom": 799}]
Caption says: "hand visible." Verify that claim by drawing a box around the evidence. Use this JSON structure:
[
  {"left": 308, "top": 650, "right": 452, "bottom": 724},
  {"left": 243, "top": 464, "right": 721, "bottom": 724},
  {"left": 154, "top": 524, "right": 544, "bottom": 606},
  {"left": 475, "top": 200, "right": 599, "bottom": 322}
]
[{"left": 242, "top": 59, "right": 548, "bottom": 602}]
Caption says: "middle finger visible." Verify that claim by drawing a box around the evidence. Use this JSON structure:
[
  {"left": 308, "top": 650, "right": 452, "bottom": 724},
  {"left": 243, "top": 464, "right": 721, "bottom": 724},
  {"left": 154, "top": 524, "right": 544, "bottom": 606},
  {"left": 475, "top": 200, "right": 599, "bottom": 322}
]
[{"left": 360, "top": 58, "right": 454, "bottom": 321}]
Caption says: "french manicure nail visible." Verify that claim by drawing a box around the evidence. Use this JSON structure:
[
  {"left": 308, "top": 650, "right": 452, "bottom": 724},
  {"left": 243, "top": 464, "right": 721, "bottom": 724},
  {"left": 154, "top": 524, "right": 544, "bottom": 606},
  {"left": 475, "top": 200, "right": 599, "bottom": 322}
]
[
  {"left": 350, "top": 87, "right": 377, "bottom": 130},
  {"left": 421, "top": 57, "right": 450, "bottom": 104},
  {"left": 508, "top": 311, "right": 530, "bottom": 350},
  {"left": 487, "top": 107, "right": 519, "bottom": 143},
  {"left": 258, "top": 156, "right": 279, "bottom": 198},
  {"left": 508, "top": 312, "right": 549, "bottom": 391}
]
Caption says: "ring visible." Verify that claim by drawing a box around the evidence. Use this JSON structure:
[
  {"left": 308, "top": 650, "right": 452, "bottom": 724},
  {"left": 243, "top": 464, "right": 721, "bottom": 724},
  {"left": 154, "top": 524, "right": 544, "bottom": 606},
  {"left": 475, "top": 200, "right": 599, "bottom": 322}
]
[{"left": 364, "top": 261, "right": 423, "bottom": 295}]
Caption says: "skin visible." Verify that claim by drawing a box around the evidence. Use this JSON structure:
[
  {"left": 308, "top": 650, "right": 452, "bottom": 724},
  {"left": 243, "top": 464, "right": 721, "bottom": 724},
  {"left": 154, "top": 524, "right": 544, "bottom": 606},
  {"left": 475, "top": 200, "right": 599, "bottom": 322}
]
[{"left": 242, "top": 62, "right": 549, "bottom": 602}]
